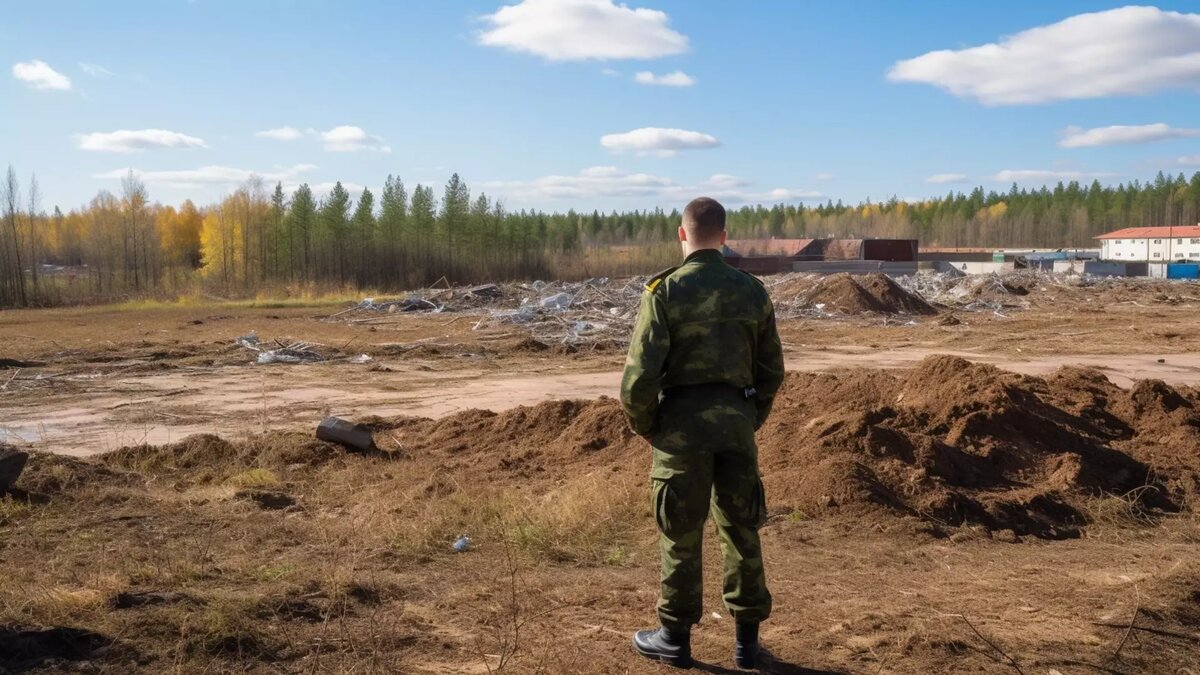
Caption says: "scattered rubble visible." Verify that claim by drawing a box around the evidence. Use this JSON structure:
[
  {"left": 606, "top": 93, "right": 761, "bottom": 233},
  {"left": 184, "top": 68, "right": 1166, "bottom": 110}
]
[
  {"left": 331, "top": 277, "right": 646, "bottom": 346},
  {"left": 322, "top": 270, "right": 1200, "bottom": 346},
  {"left": 236, "top": 333, "right": 325, "bottom": 364},
  {"left": 898, "top": 271, "right": 1046, "bottom": 313}
]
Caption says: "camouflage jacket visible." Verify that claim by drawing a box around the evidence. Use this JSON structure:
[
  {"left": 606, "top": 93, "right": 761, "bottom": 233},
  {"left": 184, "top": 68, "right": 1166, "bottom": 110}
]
[{"left": 620, "top": 248, "right": 785, "bottom": 436}]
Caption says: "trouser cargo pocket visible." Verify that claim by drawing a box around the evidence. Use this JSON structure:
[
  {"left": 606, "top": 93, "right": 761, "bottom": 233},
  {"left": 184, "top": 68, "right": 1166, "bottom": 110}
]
[
  {"left": 653, "top": 479, "right": 678, "bottom": 536},
  {"left": 750, "top": 477, "right": 767, "bottom": 529},
  {"left": 653, "top": 477, "right": 708, "bottom": 537}
]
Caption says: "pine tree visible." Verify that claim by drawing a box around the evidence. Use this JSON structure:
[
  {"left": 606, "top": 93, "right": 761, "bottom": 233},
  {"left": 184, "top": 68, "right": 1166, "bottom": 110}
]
[
  {"left": 440, "top": 173, "right": 470, "bottom": 279},
  {"left": 287, "top": 184, "right": 316, "bottom": 282},
  {"left": 378, "top": 175, "right": 408, "bottom": 286},
  {"left": 319, "top": 182, "right": 352, "bottom": 284},
  {"left": 351, "top": 187, "right": 376, "bottom": 285}
]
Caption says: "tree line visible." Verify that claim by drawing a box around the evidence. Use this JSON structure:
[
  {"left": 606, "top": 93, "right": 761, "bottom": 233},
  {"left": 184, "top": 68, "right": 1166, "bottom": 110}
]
[{"left": 4, "top": 166, "right": 1200, "bottom": 307}]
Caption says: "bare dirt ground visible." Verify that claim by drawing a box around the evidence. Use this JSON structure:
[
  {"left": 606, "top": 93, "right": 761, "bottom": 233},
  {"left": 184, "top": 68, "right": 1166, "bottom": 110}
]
[{"left": 2, "top": 275, "right": 1199, "bottom": 673}]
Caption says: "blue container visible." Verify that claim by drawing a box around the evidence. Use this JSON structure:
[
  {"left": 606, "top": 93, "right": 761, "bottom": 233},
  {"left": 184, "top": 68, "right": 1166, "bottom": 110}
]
[{"left": 1166, "top": 263, "right": 1200, "bottom": 279}]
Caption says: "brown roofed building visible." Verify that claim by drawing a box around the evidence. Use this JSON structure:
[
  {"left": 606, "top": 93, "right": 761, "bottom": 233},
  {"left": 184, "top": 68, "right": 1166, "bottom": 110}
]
[{"left": 722, "top": 238, "right": 917, "bottom": 274}]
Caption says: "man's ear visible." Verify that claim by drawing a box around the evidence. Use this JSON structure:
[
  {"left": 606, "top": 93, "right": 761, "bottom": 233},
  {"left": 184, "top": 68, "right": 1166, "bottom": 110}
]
[
  {"left": 719, "top": 231, "right": 727, "bottom": 245},
  {"left": 678, "top": 226, "right": 687, "bottom": 242}
]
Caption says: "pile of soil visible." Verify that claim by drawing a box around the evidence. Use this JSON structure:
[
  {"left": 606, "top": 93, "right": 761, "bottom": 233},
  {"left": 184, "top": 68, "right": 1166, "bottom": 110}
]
[
  {"left": 795, "top": 273, "right": 936, "bottom": 315},
  {"left": 756, "top": 356, "right": 1200, "bottom": 536},
  {"left": 368, "top": 398, "right": 639, "bottom": 478},
  {"left": 101, "top": 432, "right": 343, "bottom": 485},
  {"left": 367, "top": 356, "right": 1200, "bottom": 537}
]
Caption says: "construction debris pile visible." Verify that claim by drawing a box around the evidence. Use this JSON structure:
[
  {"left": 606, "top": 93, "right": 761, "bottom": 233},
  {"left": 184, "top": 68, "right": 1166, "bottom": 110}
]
[
  {"left": 473, "top": 278, "right": 647, "bottom": 347},
  {"left": 331, "top": 278, "right": 648, "bottom": 346},
  {"left": 897, "top": 271, "right": 1041, "bottom": 315},
  {"left": 327, "top": 270, "right": 1200, "bottom": 345}
]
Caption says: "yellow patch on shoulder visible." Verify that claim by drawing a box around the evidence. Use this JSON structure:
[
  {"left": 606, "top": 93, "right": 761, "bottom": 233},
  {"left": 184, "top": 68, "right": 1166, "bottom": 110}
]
[{"left": 645, "top": 278, "right": 663, "bottom": 292}]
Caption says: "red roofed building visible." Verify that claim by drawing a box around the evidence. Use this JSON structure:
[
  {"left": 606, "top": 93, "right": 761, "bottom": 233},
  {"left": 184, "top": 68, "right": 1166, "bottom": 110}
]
[{"left": 1096, "top": 226, "right": 1200, "bottom": 262}]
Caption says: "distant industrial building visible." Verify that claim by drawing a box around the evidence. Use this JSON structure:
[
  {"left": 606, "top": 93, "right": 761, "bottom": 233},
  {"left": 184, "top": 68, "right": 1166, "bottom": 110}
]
[
  {"left": 1096, "top": 226, "right": 1200, "bottom": 262},
  {"left": 722, "top": 238, "right": 917, "bottom": 275}
]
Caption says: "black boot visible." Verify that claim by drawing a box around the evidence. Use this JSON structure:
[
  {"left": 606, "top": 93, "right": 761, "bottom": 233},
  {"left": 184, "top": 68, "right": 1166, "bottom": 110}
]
[
  {"left": 632, "top": 625, "right": 693, "bottom": 669},
  {"left": 734, "top": 621, "right": 759, "bottom": 669}
]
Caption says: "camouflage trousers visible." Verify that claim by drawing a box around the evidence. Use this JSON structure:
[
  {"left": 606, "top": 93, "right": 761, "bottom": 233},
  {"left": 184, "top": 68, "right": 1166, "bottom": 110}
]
[{"left": 650, "top": 385, "right": 771, "bottom": 628}]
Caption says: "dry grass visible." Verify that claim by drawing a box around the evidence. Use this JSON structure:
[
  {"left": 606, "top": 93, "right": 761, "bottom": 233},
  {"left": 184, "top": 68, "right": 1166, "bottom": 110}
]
[
  {"left": 0, "top": 495, "right": 33, "bottom": 523},
  {"left": 505, "top": 475, "right": 645, "bottom": 564},
  {"left": 225, "top": 468, "right": 281, "bottom": 488},
  {"left": 2, "top": 429, "right": 1199, "bottom": 673},
  {"left": 1081, "top": 486, "right": 1163, "bottom": 530}
]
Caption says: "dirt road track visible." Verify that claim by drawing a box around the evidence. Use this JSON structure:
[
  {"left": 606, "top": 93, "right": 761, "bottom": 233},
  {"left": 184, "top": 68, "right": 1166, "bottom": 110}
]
[{"left": 7, "top": 347, "right": 1200, "bottom": 456}]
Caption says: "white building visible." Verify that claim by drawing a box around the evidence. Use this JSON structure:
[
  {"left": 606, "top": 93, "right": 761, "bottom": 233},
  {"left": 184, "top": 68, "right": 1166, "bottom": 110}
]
[{"left": 1096, "top": 225, "right": 1200, "bottom": 262}]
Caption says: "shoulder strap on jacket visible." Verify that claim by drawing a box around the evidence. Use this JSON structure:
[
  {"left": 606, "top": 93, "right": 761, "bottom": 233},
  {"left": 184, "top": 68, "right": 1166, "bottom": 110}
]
[{"left": 644, "top": 266, "right": 677, "bottom": 293}]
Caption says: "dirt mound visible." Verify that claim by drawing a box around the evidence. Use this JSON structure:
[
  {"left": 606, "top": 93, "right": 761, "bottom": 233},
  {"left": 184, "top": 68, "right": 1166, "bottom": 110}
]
[
  {"left": 357, "top": 357, "right": 1200, "bottom": 538},
  {"left": 797, "top": 273, "right": 936, "bottom": 315},
  {"left": 10, "top": 452, "right": 140, "bottom": 498},
  {"left": 756, "top": 356, "right": 1200, "bottom": 536},
  {"left": 102, "top": 432, "right": 343, "bottom": 485},
  {"left": 370, "top": 397, "right": 640, "bottom": 477}
]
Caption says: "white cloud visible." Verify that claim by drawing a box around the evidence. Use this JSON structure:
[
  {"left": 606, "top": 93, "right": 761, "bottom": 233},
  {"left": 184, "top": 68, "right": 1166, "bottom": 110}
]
[
  {"left": 1059, "top": 123, "right": 1200, "bottom": 148},
  {"left": 634, "top": 70, "right": 695, "bottom": 87},
  {"left": 601, "top": 68, "right": 619, "bottom": 76},
  {"left": 76, "top": 129, "right": 207, "bottom": 153},
  {"left": 600, "top": 127, "right": 720, "bottom": 157},
  {"left": 479, "top": 0, "right": 688, "bottom": 61},
  {"left": 79, "top": 62, "right": 113, "bottom": 77},
  {"left": 319, "top": 125, "right": 391, "bottom": 153},
  {"left": 989, "top": 169, "right": 1115, "bottom": 183},
  {"left": 1175, "top": 155, "right": 1200, "bottom": 166},
  {"left": 702, "top": 174, "right": 750, "bottom": 190},
  {"left": 814, "top": 172, "right": 834, "bottom": 181},
  {"left": 94, "top": 164, "right": 317, "bottom": 189},
  {"left": 485, "top": 167, "right": 819, "bottom": 205},
  {"left": 887, "top": 6, "right": 1200, "bottom": 105},
  {"left": 12, "top": 60, "right": 72, "bottom": 91},
  {"left": 925, "top": 173, "right": 969, "bottom": 184},
  {"left": 256, "top": 126, "right": 303, "bottom": 141}
]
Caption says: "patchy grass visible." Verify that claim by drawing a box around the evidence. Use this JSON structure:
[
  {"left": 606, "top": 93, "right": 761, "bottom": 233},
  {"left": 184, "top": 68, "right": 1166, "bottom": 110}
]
[
  {"left": 180, "top": 598, "right": 279, "bottom": 659},
  {"left": 95, "top": 289, "right": 385, "bottom": 313},
  {"left": 506, "top": 475, "right": 645, "bottom": 564},
  {"left": 226, "top": 468, "right": 281, "bottom": 489},
  {"left": 0, "top": 496, "right": 34, "bottom": 523},
  {"left": 1081, "top": 487, "right": 1162, "bottom": 529}
]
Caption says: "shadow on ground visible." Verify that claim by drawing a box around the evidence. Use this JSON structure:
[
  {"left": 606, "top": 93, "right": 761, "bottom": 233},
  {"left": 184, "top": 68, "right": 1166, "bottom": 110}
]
[
  {"left": 693, "top": 649, "right": 846, "bottom": 675},
  {"left": 0, "top": 626, "right": 113, "bottom": 672}
]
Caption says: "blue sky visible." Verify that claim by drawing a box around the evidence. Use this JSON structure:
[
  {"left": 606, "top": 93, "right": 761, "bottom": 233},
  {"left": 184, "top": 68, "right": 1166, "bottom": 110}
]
[{"left": 5, "top": 1, "right": 1200, "bottom": 213}]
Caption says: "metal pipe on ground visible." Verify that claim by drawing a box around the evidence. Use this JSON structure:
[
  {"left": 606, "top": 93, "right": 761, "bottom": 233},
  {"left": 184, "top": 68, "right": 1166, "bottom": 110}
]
[{"left": 315, "top": 417, "right": 378, "bottom": 453}]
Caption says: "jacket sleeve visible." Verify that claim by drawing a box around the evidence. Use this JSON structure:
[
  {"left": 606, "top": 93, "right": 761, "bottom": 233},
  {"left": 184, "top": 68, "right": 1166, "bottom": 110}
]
[
  {"left": 753, "top": 298, "right": 785, "bottom": 429},
  {"left": 620, "top": 289, "right": 670, "bottom": 436}
]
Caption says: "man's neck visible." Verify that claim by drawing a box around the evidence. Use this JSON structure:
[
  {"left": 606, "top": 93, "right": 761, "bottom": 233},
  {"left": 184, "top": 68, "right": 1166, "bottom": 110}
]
[{"left": 682, "top": 243, "right": 723, "bottom": 257}]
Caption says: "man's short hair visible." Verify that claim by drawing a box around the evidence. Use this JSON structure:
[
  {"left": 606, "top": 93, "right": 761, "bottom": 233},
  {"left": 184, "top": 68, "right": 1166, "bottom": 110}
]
[{"left": 683, "top": 197, "right": 726, "bottom": 242}]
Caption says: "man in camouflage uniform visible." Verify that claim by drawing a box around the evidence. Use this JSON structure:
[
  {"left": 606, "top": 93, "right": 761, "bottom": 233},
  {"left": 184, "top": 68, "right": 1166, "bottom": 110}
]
[{"left": 622, "top": 197, "right": 785, "bottom": 670}]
